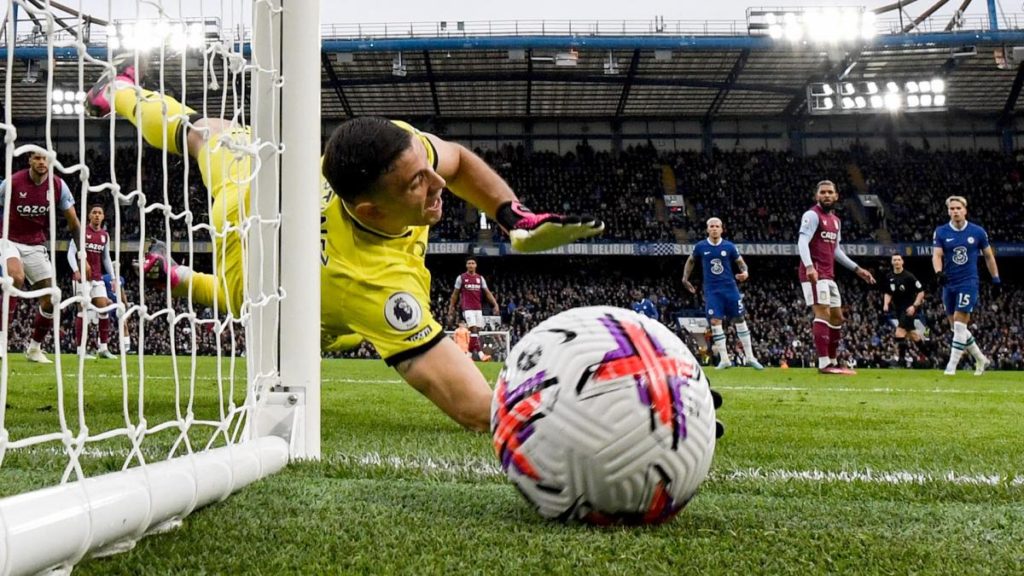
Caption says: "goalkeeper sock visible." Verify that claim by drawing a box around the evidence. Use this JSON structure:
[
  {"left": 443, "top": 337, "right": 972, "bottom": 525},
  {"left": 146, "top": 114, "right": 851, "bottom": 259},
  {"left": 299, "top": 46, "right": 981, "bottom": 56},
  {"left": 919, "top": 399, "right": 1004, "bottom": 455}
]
[{"left": 114, "top": 87, "right": 195, "bottom": 156}]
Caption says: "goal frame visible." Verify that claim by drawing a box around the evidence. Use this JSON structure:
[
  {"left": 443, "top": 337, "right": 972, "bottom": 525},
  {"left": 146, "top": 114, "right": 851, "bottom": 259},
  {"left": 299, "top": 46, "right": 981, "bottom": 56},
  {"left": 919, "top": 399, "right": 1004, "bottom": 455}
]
[{"left": 0, "top": 1, "right": 320, "bottom": 574}]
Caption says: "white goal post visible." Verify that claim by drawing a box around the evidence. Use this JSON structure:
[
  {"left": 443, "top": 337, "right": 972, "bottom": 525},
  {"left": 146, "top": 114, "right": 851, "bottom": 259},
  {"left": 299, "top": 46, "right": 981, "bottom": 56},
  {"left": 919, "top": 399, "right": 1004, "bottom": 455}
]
[{"left": 0, "top": 1, "right": 320, "bottom": 574}]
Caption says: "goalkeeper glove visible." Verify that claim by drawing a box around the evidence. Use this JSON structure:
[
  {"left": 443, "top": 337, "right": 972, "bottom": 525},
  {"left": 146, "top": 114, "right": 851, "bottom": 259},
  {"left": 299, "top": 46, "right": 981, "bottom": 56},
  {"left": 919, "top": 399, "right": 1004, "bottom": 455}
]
[
  {"left": 935, "top": 270, "right": 947, "bottom": 287},
  {"left": 496, "top": 201, "right": 604, "bottom": 253}
]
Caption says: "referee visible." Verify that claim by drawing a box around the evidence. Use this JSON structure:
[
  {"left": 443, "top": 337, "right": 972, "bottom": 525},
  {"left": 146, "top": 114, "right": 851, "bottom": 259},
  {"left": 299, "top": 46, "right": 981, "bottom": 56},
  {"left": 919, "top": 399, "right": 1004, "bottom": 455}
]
[{"left": 883, "top": 254, "right": 926, "bottom": 364}]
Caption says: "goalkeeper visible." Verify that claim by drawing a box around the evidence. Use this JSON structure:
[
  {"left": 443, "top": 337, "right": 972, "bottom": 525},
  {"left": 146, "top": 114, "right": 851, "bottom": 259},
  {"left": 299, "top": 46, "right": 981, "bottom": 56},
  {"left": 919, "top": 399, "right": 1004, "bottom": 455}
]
[{"left": 87, "top": 55, "right": 604, "bottom": 432}]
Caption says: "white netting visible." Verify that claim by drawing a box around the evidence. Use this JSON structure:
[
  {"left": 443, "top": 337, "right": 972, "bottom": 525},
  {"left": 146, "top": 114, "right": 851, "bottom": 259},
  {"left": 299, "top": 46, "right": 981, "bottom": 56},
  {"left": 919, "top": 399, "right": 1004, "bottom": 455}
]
[
  {"left": 444, "top": 330, "right": 513, "bottom": 363},
  {"left": 0, "top": 0, "right": 315, "bottom": 572}
]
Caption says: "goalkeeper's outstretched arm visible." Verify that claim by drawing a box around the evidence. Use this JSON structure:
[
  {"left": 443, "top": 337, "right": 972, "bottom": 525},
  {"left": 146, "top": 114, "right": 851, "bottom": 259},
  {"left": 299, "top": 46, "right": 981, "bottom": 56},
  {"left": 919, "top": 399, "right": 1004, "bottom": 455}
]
[{"left": 427, "top": 133, "right": 604, "bottom": 253}]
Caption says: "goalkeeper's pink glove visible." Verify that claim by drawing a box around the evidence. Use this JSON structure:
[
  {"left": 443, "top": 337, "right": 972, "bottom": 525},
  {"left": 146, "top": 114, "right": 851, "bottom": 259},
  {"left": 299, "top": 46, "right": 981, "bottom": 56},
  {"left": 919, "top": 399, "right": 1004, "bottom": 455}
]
[{"left": 496, "top": 201, "right": 605, "bottom": 253}]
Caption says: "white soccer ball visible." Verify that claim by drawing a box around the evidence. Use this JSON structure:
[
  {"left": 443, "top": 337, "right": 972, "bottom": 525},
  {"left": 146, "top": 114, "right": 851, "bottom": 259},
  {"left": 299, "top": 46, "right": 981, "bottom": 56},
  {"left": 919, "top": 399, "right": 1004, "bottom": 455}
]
[{"left": 491, "top": 306, "right": 717, "bottom": 524}]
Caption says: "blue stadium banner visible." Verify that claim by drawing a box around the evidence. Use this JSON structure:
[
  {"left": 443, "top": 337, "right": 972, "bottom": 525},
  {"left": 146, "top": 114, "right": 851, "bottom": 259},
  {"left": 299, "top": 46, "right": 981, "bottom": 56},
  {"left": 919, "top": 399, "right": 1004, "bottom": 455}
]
[
  {"left": 49, "top": 240, "right": 1024, "bottom": 257},
  {"left": 478, "top": 242, "right": 1024, "bottom": 257}
]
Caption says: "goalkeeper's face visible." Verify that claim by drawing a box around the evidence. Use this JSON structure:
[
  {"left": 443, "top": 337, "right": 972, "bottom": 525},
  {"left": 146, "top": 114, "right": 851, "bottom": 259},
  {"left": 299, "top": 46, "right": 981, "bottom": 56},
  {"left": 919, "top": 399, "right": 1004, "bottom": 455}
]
[{"left": 373, "top": 136, "right": 447, "bottom": 227}]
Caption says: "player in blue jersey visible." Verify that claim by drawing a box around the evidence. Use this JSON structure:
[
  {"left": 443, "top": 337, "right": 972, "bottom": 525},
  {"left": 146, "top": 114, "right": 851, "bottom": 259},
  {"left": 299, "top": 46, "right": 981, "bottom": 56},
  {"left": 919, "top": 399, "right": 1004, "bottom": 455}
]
[
  {"left": 682, "top": 217, "right": 763, "bottom": 370},
  {"left": 932, "top": 196, "right": 1001, "bottom": 376},
  {"left": 631, "top": 289, "right": 659, "bottom": 321},
  {"left": 102, "top": 272, "right": 131, "bottom": 353}
]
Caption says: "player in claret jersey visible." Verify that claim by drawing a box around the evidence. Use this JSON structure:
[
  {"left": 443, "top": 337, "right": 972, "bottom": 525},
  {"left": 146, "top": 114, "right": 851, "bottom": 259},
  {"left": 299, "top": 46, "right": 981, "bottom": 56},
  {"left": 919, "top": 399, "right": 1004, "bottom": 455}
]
[
  {"left": 67, "top": 204, "right": 119, "bottom": 359},
  {"left": 448, "top": 257, "right": 499, "bottom": 360},
  {"left": 932, "top": 195, "right": 1000, "bottom": 376},
  {"left": 797, "top": 180, "right": 876, "bottom": 375},
  {"left": 0, "top": 149, "right": 84, "bottom": 363}
]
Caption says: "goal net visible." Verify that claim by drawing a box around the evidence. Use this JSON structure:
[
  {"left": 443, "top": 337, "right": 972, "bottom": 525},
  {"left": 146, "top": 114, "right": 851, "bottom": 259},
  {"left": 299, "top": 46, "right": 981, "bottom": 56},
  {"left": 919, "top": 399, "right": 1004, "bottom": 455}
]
[
  {"left": 444, "top": 330, "right": 513, "bottom": 363},
  {"left": 0, "top": 1, "right": 320, "bottom": 574}
]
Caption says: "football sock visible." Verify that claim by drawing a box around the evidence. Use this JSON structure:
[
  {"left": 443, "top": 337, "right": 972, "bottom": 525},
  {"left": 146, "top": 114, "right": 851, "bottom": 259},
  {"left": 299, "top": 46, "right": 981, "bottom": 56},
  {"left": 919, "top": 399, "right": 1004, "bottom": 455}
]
[
  {"left": 75, "top": 313, "right": 85, "bottom": 348},
  {"left": 896, "top": 337, "right": 907, "bottom": 360},
  {"left": 99, "top": 314, "right": 111, "bottom": 345},
  {"left": 828, "top": 323, "right": 841, "bottom": 364},
  {"left": 711, "top": 324, "right": 728, "bottom": 363},
  {"left": 948, "top": 321, "right": 968, "bottom": 369},
  {"left": 114, "top": 87, "right": 194, "bottom": 156},
  {"left": 735, "top": 321, "right": 756, "bottom": 362},
  {"left": 813, "top": 319, "right": 830, "bottom": 368},
  {"left": 31, "top": 307, "right": 52, "bottom": 344},
  {"left": 962, "top": 328, "right": 986, "bottom": 362},
  {"left": 469, "top": 332, "right": 481, "bottom": 354}
]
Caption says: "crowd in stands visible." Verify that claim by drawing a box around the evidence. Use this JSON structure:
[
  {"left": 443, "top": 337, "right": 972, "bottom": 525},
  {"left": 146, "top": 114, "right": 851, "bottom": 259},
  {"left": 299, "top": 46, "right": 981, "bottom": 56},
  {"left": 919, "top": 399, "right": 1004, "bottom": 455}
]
[
  {"left": 26, "top": 141, "right": 1024, "bottom": 248},
  {"left": 2, "top": 255, "right": 1021, "bottom": 371}
]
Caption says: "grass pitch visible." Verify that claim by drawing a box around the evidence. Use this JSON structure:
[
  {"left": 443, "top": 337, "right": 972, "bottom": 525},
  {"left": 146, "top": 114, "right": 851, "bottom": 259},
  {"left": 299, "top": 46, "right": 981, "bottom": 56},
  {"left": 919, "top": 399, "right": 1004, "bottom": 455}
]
[{"left": 2, "top": 357, "right": 1022, "bottom": 575}]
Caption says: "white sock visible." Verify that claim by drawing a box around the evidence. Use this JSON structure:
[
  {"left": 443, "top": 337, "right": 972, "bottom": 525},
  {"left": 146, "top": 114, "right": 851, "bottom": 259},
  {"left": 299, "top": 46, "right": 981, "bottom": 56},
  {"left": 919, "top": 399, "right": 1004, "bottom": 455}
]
[
  {"left": 735, "top": 321, "right": 756, "bottom": 362},
  {"left": 818, "top": 356, "right": 831, "bottom": 369},
  {"left": 711, "top": 324, "right": 729, "bottom": 364},
  {"left": 962, "top": 328, "right": 986, "bottom": 362},
  {"left": 948, "top": 321, "right": 968, "bottom": 370}
]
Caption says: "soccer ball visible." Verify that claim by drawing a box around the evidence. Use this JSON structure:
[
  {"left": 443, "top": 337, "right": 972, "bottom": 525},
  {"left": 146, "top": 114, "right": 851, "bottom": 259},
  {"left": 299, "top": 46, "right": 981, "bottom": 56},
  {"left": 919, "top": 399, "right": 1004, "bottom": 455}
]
[{"left": 491, "top": 306, "right": 717, "bottom": 524}]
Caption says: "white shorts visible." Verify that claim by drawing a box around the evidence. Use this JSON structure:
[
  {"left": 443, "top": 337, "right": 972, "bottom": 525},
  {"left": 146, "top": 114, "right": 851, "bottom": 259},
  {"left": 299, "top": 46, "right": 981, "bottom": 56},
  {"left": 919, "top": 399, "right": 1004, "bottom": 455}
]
[
  {"left": 76, "top": 279, "right": 108, "bottom": 301},
  {"left": 462, "top": 309, "right": 485, "bottom": 329},
  {"left": 1, "top": 241, "right": 53, "bottom": 285},
  {"left": 802, "top": 279, "right": 842, "bottom": 308}
]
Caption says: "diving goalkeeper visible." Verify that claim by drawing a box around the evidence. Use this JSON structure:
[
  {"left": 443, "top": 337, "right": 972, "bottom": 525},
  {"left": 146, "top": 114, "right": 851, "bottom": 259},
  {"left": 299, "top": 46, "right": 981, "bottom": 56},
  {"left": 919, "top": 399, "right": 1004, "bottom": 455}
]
[{"left": 86, "top": 55, "right": 604, "bottom": 432}]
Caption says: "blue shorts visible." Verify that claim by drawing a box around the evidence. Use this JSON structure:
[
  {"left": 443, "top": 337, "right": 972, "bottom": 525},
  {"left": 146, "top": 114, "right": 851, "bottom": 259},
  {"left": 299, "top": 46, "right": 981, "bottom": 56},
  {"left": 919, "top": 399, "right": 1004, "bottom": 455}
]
[
  {"left": 705, "top": 291, "right": 745, "bottom": 320},
  {"left": 942, "top": 285, "right": 978, "bottom": 315}
]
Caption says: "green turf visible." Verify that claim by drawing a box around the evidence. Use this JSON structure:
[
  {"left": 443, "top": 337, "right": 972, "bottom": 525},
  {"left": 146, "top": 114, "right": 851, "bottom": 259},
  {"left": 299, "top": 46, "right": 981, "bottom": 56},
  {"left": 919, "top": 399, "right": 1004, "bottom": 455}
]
[{"left": 2, "top": 357, "right": 1023, "bottom": 575}]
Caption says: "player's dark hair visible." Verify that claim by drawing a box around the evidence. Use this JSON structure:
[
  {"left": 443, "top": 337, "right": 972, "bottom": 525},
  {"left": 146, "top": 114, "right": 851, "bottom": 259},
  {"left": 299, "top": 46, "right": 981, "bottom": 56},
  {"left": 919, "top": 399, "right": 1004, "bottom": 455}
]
[
  {"left": 321, "top": 117, "right": 414, "bottom": 202},
  {"left": 466, "top": 257, "right": 477, "bottom": 264},
  {"left": 88, "top": 203, "right": 105, "bottom": 213},
  {"left": 815, "top": 180, "right": 837, "bottom": 194}
]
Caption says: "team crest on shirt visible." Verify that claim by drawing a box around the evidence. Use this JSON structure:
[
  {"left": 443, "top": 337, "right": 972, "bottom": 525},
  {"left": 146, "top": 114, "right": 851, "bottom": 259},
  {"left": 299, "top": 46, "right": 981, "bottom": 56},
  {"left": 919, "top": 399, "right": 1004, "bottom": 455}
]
[
  {"left": 967, "top": 237, "right": 975, "bottom": 244},
  {"left": 385, "top": 292, "right": 422, "bottom": 331},
  {"left": 720, "top": 250, "right": 727, "bottom": 257}
]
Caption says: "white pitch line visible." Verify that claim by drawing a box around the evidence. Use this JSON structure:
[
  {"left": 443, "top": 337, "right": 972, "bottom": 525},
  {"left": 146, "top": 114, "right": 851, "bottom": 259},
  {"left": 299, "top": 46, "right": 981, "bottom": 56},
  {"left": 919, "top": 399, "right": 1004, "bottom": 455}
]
[
  {"left": 318, "top": 377, "right": 1024, "bottom": 395},
  {"left": 330, "top": 451, "right": 1024, "bottom": 488},
  {"left": 8, "top": 446, "right": 1022, "bottom": 488}
]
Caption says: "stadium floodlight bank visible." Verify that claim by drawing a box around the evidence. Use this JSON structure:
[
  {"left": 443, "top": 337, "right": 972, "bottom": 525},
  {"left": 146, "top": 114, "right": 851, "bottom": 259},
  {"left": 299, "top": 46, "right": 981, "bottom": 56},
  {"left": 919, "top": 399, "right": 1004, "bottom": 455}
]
[
  {"left": 807, "top": 79, "right": 947, "bottom": 114},
  {"left": 0, "top": 1, "right": 320, "bottom": 574},
  {"left": 746, "top": 7, "right": 877, "bottom": 42}
]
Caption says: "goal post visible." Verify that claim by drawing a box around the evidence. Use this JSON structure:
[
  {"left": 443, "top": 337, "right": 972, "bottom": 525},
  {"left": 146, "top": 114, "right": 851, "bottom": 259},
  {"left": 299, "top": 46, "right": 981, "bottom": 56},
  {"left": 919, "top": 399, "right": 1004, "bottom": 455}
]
[
  {"left": 0, "top": 0, "right": 320, "bottom": 573},
  {"left": 249, "top": 0, "right": 322, "bottom": 458}
]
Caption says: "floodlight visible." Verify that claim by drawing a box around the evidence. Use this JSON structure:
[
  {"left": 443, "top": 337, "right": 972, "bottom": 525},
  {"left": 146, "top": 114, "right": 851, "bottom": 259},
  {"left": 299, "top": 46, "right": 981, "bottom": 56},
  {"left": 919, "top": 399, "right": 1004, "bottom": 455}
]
[
  {"left": 921, "top": 94, "right": 933, "bottom": 106},
  {"left": 906, "top": 81, "right": 919, "bottom": 93},
  {"left": 931, "top": 78, "right": 945, "bottom": 93},
  {"left": 886, "top": 82, "right": 899, "bottom": 93},
  {"left": 907, "top": 94, "right": 920, "bottom": 107},
  {"left": 52, "top": 89, "right": 64, "bottom": 103},
  {"left": 854, "top": 96, "right": 866, "bottom": 108},
  {"left": 884, "top": 93, "right": 901, "bottom": 110},
  {"left": 865, "top": 82, "right": 878, "bottom": 94},
  {"left": 841, "top": 96, "right": 855, "bottom": 109},
  {"left": 870, "top": 95, "right": 883, "bottom": 108},
  {"left": 934, "top": 94, "right": 946, "bottom": 106}
]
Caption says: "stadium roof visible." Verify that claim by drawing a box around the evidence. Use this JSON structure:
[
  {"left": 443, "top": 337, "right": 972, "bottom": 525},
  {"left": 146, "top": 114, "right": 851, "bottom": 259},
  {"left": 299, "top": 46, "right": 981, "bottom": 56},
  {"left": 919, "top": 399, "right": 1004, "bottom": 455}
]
[{"left": 4, "top": 22, "right": 1024, "bottom": 122}]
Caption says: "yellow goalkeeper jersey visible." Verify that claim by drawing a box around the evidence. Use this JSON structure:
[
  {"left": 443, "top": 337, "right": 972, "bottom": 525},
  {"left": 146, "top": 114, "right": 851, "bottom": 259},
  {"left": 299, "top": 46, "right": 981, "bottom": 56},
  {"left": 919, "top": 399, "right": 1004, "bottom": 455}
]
[{"left": 319, "top": 121, "right": 445, "bottom": 365}]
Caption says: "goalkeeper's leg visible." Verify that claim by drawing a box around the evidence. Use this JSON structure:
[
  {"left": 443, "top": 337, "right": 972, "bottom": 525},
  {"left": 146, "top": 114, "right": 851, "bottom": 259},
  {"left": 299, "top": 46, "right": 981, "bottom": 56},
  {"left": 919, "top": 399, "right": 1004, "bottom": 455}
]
[{"left": 91, "top": 57, "right": 246, "bottom": 315}]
